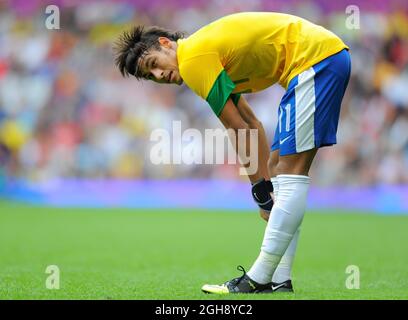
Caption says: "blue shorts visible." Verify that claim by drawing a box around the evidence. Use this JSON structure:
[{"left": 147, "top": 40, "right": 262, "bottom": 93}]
[{"left": 271, "top": 49, "right": 351, "bottom": 155}]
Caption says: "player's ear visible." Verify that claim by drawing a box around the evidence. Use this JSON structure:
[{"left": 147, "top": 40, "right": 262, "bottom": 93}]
[{"left": 158, "top": 37, "right": 171, "bottom": 48}]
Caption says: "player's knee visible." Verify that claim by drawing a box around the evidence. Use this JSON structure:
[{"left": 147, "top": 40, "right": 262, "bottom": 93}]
[
  {"left": 276, "top": 149, "right": 318, "bottom": 176},
  {"left": 275, "top": 158, "right": 308, "bottom": 176}
]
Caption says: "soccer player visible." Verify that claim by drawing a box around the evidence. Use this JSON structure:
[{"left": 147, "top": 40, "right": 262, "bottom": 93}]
[{"left": 114, "top": 12, "right": 351, "bottom": 294}]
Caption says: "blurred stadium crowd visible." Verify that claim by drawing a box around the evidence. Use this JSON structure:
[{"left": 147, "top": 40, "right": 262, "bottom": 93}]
[{"left": 0, "top": 0, "right": 407, "bottom": 186}]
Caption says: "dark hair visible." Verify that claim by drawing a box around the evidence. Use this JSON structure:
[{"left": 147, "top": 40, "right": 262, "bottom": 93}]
[{"left": 113, "top": 26, "right": 185, "bottom": 80}]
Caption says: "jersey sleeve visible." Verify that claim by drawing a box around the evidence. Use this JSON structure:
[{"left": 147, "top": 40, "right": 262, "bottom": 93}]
[{"left": 179, "top": 54, "right": 241, "bottom": 116}]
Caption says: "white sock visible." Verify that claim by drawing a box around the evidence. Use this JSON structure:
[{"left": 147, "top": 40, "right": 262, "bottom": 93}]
[
  {"left": 247, "top": 174, "right": 310, "bottom": 284},
  {"left": 271, "top": 177, "right": 301, "bottom": 283},
  {"left": 272, "top": 228, "right": 300, "bottom": 283},
  {"left": 246, "top": 251, "right": 282, "bottom": 284}
]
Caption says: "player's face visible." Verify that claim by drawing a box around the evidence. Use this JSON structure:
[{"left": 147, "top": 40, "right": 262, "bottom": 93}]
[{"left": 139, "top": 38, "right": 183, "bottom": 85}]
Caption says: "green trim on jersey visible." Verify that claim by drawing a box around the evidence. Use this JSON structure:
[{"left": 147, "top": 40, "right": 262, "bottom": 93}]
[
  {"left": 231, "top": 93, "right": 241, "bottom": 106},
  {"left": 206, "top": 70, "right": 239, "bottom": 116}
]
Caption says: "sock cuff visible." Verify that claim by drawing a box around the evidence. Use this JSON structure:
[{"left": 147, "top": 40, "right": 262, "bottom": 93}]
[
  {"left": 271, "top": 177, "right": 279, "bottom": 189},
  {"left": 277, "top": 174, "right": 311, "bottom": 185}
]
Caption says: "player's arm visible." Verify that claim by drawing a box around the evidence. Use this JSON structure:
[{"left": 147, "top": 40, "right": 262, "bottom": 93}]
[
  {"left": 234, "top": 95, "right": 271, "bottom": 184},
  {"left": 234, "top": 95, "right": 274, "bottom": 221},
  {"left": 219, "top": 98, "right": 274, "bottom": 215},
  {"left": 218, "top": 98, "right": 266, "bottom": 182}
]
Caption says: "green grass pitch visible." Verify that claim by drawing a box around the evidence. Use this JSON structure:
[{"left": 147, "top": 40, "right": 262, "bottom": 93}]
[{"left": 0, "top": 200, "right": 407, "bottom": 300}]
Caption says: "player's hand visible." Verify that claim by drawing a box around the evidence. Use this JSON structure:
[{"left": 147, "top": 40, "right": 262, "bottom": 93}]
[{"left": 259, "top": 208, "right": 270, "bottom": 222}]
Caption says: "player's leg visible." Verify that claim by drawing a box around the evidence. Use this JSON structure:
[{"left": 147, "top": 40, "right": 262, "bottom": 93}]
[
  {"left": 202, "top": 150, "right": 315, "bottom": 294},
  {"left": 201, "top": 131, "right": 310, "bottom": 295},
  {"left": 272, "top": 228, "right": 299, "bottom": 290},
  {"left": 268, "top": 150, "right": 301, "bottom": 291},
  {"left": 202, "top": 121, "right": 316, "bottom": 294},
  {"left": 266, "top": 149, "right": 300, "bottom": 289},
  {"left": 246, "top": 49, "right": 351, "bottom": 290},
  {"left": 247, "top": 149, "right": 316, "bottom": 285}
]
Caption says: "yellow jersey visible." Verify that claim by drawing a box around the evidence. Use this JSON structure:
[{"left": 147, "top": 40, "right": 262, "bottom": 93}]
[{"left": 176, "top": 12, "right": 349, "bottom": 115}]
